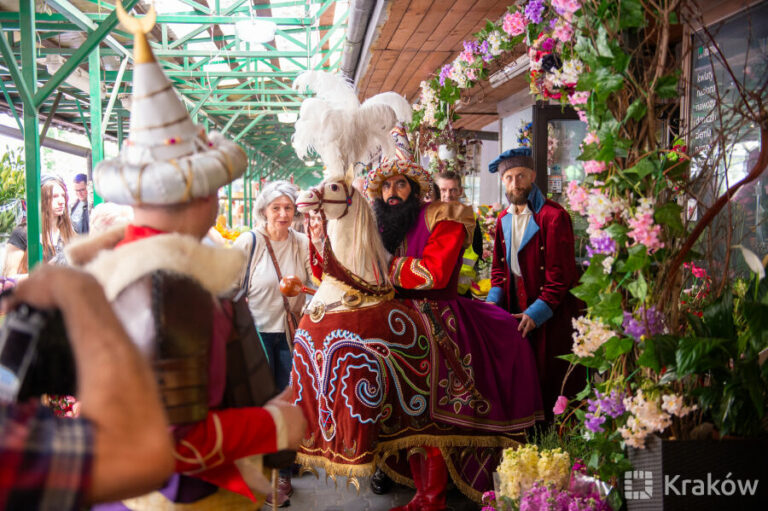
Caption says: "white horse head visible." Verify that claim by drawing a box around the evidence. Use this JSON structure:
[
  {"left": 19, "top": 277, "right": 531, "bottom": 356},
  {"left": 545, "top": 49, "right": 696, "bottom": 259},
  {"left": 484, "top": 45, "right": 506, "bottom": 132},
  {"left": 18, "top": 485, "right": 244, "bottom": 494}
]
[{"left": 297, "top": 176, "right": 392, "bottom": 310}]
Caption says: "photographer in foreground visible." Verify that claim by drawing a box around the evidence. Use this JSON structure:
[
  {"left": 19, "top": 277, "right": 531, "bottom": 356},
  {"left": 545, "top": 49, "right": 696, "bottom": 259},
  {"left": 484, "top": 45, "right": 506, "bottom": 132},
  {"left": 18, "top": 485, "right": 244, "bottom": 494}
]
[{"left": 0, "top": 265, "right": 174, "bottom": 510}]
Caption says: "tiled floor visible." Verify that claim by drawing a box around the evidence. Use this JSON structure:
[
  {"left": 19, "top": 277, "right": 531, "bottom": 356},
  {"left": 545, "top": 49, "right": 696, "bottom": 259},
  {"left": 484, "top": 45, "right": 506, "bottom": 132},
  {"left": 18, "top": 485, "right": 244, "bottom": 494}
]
[{"left": 259, "top": 469, "right": 480, "bottom": 511}]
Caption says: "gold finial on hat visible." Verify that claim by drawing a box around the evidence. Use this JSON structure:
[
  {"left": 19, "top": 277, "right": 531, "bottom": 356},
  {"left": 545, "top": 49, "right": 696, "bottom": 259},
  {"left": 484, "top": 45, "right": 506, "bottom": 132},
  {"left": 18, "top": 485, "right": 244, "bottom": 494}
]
[{"left": 115, "top": 1, "right": 157, "bottom": 64}]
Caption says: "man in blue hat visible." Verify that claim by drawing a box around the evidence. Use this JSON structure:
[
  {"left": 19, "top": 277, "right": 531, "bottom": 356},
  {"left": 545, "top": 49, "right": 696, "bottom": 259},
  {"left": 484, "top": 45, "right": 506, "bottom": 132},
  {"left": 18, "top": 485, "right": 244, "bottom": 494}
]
[{"left": 486, "top": 148, "right": 584, "bottom": 420}]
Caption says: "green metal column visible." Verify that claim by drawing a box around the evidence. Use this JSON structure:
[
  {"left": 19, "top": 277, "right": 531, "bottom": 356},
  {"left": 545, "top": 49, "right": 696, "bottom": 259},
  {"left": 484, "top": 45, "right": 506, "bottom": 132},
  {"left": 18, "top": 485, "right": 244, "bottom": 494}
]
[
  {"left": 89, "top": 49, "right": 104, "bottom": 205},
  {"left": 20, "top": 1, "right": 42, "bottom": 268},
  {"left": 117, "top": 112, "right": 124, "bottom": 147},
  {"left": 244, "top": 173, "right": 249, "bottom": 227},
  {"left": 248, "top": 151, "right": 254, "bottom": 227},
  {"left": 227, "top": 183, "right": 232, "bottom": 226}
]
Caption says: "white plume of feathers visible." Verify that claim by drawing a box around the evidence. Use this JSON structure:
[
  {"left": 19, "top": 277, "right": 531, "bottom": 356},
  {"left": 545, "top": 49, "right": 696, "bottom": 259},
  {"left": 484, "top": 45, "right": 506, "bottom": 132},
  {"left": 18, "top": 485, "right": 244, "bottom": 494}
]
[{"left": 292, "top": 71, "right": 412, "bottom": 180}]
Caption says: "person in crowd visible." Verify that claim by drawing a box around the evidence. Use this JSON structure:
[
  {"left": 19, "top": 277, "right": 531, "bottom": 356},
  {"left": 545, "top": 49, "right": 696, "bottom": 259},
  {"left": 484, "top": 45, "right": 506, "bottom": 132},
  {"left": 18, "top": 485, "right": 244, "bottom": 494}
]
[
  {"left": 366, "top": 125, "right": 543, "bottom": 511},
  {"left": 70, "top": 173, "right": 90, "bottom": 234},
  {"left": 486, "top": 147, "right": 585, "bottom": 420},
  {"left": 0, "top": 265, "right": 174, "bottom": 510},
  {"left": 232, "top": 180, "right": 312, "bottom": 507},
  {"left": 435, "top": 171, "right": 484, "bottom": 298},
  {"left": 3, "top": 175, "right": 76, "bottom": 278},
  {"left": 65, "top": 6, "right": 307, "bottom": 508}
]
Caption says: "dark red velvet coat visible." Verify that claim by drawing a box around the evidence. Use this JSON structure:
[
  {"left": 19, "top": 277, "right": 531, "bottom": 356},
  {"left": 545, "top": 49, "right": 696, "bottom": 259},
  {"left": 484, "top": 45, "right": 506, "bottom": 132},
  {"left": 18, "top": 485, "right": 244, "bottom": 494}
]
[{"left": 487, "top": 185, "right": 584, "bottom": 416}]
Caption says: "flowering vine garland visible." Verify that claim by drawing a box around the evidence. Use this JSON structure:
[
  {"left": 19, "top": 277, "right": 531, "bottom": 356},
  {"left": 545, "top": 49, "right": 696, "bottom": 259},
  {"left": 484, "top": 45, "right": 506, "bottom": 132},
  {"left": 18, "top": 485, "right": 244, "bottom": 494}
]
[{"left": 412, "top": 0, "right": 768, "bottom": 503}]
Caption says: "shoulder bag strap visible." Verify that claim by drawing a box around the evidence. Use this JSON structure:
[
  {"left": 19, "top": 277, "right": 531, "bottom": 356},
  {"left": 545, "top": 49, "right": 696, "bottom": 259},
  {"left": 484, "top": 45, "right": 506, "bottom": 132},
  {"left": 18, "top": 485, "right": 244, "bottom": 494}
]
[
  {"left": 235, "top": 231, "right": 257, "bottom": 301},
  {"left": 261, "top": 233, "right": 296, "bottom": 325}
]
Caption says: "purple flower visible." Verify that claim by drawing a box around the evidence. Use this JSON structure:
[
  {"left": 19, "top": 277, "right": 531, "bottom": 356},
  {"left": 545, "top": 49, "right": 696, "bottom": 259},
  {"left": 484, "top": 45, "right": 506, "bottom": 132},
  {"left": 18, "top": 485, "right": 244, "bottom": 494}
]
[
  {"left": 622, "top": 305, "right": 666, "bottom": 341},
  {"left": 585, "top": 389, "right": 625, "bottom": 433},
  {"left": 525, "top": 0, "right": 546, "bottom": 24},
  {"left": 585, "top": 235, "right": 616, "bottom": 258},
  {"left": 590, "top": 389, "right": 626, "bottom": 419},
  {"left": 541, "top": 37, "right": 556, "bottom": 52},
  {"left": 584, "top": 413, "right": 606, "bottom": 433},
  {"left": 482, "top": 490, "right": 496, "bottom": 502},
  {"left": 463, "top": 40, "right": 479, "bottom": 55},
  {"left": 520, "top": 481, "right": 611, "bottom": 511},
  {"left": 479, "top": 40, "right": 493, "bottom": 62},
  {"left": 439, "top": 64, "right": 452, "bottom": 86}
]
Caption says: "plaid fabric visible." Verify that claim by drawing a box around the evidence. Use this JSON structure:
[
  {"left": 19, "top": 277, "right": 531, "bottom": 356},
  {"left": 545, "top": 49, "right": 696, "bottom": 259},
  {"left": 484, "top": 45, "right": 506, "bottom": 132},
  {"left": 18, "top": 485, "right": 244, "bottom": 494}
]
[{"left": 0, "top": 400, "right": 93, "bottom": 511}]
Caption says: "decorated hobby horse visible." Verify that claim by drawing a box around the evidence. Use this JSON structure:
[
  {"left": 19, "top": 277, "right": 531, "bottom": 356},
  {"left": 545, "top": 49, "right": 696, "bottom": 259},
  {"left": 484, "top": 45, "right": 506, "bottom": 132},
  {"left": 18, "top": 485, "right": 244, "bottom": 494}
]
[{"left": 289, "top": 72, "right": 544, "bottom": 504}]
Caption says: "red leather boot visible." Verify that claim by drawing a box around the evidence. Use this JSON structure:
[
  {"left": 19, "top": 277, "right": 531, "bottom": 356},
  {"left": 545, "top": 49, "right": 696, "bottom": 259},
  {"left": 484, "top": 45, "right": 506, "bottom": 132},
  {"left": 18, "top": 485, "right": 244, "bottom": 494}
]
[
  {"left": 389, "top": 447, "right": 447, "bottom": 511},
  {"left": 388, "top": 451, "right": 425, "bottom": 511},
  {"left": 419, "top": 447, "right": 447, "bottom": 511}
]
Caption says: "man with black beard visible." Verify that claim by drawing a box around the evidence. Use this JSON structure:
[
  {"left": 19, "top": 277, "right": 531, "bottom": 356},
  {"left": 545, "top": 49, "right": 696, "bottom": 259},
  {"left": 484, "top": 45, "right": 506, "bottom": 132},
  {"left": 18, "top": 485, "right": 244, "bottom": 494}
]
[
  {"left": 372, "top": 174, "right": 422, "bottom": 254},
  {"left": 364, "top": 129, "right": 543, "bottom": 511},
  {"left": 486, "top": 147, "right": 584, "bottom": 422}
]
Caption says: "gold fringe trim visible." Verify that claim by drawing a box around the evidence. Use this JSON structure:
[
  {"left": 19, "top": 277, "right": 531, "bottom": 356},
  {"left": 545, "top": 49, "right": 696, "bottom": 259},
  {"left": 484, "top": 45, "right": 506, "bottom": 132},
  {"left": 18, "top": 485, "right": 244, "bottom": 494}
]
[
  {"left": 298, "top": 433, "right": 525, "bottom": 502},
  {"left": 296, "top": 453, "right": 375, "bottom": 478}
]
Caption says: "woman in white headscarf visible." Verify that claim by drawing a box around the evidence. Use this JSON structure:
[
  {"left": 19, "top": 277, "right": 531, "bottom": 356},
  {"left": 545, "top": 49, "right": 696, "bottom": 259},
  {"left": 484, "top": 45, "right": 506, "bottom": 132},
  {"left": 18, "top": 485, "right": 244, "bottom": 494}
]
[{"left": 232, "top": 180, "right": 312, "bottom": 506}]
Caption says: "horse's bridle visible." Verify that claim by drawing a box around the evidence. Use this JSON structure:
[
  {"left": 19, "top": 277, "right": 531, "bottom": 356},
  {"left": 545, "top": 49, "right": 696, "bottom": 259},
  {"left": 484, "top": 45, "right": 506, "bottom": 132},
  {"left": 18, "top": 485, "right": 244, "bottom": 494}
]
[
  {"left": 306, "top": 180, "right": 393, "bottom": 302},
  {"left": 311, "top": 180, "right": 353, "bottom": 221}
]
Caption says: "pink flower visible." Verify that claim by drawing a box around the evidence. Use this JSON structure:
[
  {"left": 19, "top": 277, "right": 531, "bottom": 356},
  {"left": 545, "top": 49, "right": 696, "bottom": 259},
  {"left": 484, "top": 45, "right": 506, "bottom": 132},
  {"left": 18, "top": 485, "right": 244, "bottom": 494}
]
[
  {"left": 566, "top": 180, "right": 589, "bottom": 214},
  {"left": 459, "top": 49, "right": 474, "bottom": 64},
  {"left": 553, "top": 395, "right": 569, "bottom": 415},
  {"left": 466, "top": 68, "right": 477, "bottom": 81},
  {"left": 583, "top": 160, "right": 607, "bottom": 174},
  {"left": 502, "top": 11, "right": 527, "bottom": 36},
  {"left": 577, "top": 109, "right": 588, "bottom": 123},
  {"left": 627, "top": 199, "right": 665, "bottom": 253},
  {"left": 569, "top": 91, "right": 590, "bottom": 105},
  {"left": 583, "top": 131, "right": 600, "bottom": 145},
  {"left": 552, "top": 0, "right": 582, "bottom": 15},
  {"left": 553, "top": 21, "right": 573, "bottom": 42}
]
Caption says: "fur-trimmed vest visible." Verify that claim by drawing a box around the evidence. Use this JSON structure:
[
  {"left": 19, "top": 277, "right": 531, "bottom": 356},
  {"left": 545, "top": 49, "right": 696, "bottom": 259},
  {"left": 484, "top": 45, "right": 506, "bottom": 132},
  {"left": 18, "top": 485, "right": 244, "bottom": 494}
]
[{"left": 66, "top": 228, "right": 246, "bottom": 424}]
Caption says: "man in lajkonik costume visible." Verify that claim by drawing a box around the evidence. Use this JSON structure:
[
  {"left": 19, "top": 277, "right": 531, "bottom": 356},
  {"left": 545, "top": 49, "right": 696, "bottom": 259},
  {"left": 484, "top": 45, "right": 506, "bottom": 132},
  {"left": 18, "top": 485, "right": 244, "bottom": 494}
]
[
  {"left": 486, "top": 148, "right": 585, "bottom": 421},
  {"left": 286, "top": 75, "right": 542, "bottom": 510},
  {"left": 364, "top": 126, "right": 544, "bottom": 511},
  {"left": 65, "top": 4, "right": 305, "bottom": 509}
]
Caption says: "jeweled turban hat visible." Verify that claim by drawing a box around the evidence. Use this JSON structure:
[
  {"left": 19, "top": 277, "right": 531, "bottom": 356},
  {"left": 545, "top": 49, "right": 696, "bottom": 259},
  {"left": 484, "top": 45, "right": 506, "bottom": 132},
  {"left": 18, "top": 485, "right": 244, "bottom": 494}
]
[{"left": 93, "top": 2, "right": 246, "bottom": 206}]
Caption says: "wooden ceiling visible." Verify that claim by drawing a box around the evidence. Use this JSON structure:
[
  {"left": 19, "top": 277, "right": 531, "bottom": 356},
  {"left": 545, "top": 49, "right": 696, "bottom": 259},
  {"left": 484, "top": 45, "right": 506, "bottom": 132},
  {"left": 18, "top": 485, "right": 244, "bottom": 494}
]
[{"left": 356, "top": 0, "right": 529, "bottom": 131}]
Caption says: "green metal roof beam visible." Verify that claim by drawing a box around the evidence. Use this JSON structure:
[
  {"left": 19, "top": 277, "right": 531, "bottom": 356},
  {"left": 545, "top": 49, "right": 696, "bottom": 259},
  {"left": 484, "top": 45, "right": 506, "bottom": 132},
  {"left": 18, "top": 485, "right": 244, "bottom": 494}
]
[
  {"left": 313, "top": 8, "right": 348, "bottom": 55},
  {"left": 273, "top": 28, "right": 307, "bottom": 50},
  {"left": 0, "top": 22, "right": 33, "bottom": 108},
  {"left": 32, "top": 0, "right": 141, "bottom": 108},
  {"left": 33, "top": 48, "right": 321, "bottom": 59},
  {"left": 0, "top": 22, "right": 82, "bottom": 31},
  {"left": 234, "top": 114, "right": 265, "bottom": 142},
  {"left": 188, "top": 38, "right": 238, "bottom": 70},
  {"left": 0, "top": 77, "right": 23, "bottom": 131},
  {"left": 168, "top": 22, "right": 211, "bottom": 49},
  {"left": 0, "top": 12, "right": 312, "bottom": 25},
  {"left": 74, "top": 99, "right": 91, "bottom": 140},
  {"left": 189, "top": 76, "right": 224, "bottom": 117},
  {"left": 177, "top": 0, "right": 212, "bottom": 14},
  {"left": 222, "top": 0, "right": 249, "bottom": 15},
  {"left": 180, "top": 88, "right": 308, "bottom": 96},
  {"left": 220, "top": 109, "right": 244, "bottom": 135},
  {"left": 314, "top": 0, "right": 337, "bottom": 22},
  {"left": 314, "top": 34, "right": 344, "bottom": 70},
  {"left": 46, "top": 0, "right": 133, "bottom": 61},
  {"left": 259, "top": 43, "right": 310, "bottom": 71}
]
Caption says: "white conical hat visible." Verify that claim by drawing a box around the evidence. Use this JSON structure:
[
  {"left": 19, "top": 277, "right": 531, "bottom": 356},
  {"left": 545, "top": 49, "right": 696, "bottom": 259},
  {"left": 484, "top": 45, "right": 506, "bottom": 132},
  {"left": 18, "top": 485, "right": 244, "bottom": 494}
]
[{"left": 94, "top": 2, "right": 246, "bottom": 206}]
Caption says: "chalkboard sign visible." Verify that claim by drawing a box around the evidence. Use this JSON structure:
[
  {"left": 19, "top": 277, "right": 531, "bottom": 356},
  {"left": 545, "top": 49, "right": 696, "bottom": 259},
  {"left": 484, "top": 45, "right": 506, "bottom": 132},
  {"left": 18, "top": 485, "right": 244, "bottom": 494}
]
[
  {"left": 689, "top": 2, "right": 768, "bottom": 154},
  {"left": 689, "top": 1, "right": 768, "bottom": 248}
]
